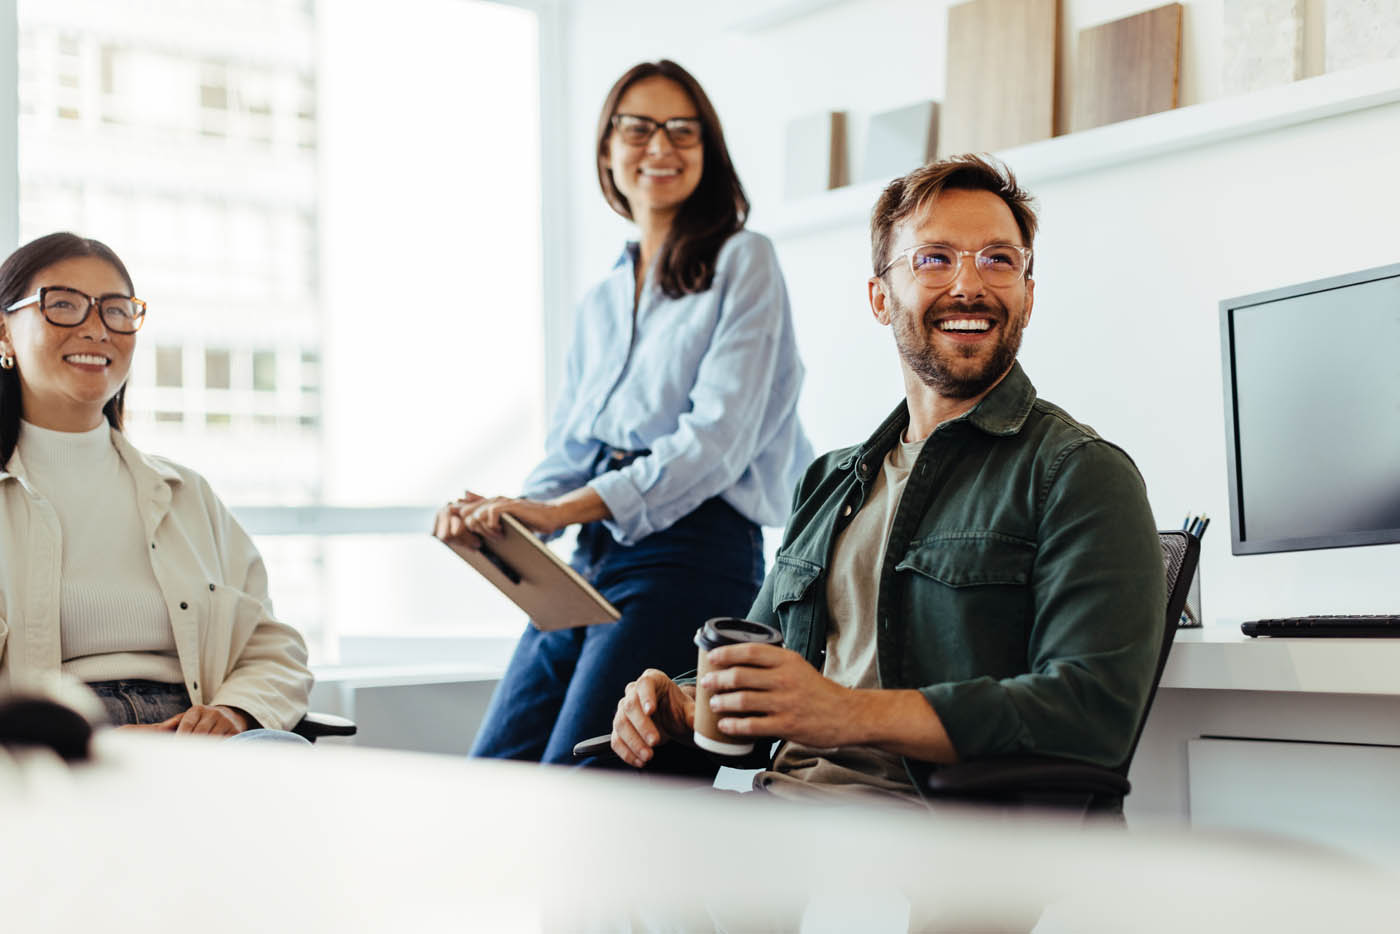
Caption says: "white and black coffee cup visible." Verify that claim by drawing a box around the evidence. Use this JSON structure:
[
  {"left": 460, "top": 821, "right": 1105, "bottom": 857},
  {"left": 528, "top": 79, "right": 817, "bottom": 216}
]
[{"left": 692, "top": 617, "right": 783, "bottom": 756}]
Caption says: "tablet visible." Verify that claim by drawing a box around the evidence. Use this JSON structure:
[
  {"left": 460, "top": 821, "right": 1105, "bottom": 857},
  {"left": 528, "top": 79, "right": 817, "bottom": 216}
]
[{"left": 441, "top": 513, "right": 621, "bottom": 631}]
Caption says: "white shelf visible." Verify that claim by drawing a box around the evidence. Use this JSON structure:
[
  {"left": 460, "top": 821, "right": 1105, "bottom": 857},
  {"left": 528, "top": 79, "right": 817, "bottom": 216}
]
[
  {"left": 764, "top": 58, "right": 1400, "bottom": 240},
  {"left": 1160, "top": 626, "right": 1400, "bottom": 696}
]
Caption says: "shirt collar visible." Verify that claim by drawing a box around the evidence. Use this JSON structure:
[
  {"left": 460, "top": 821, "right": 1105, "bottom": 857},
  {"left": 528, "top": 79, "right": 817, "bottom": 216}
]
[
  {"left": 964, "top": 362, "right": 1037, "bottom": 437},
  {"left": 108, "top": 428, "right": 184, "bottom": 487},
  {"left": 841, "top": 362, "right": 1038, "bottom": 476},
  {"left": 0, "top": 448, "right": 30, "bottom": 486},
  {"left": 612, "top": 241, "right": 642, "bottom": 271}
]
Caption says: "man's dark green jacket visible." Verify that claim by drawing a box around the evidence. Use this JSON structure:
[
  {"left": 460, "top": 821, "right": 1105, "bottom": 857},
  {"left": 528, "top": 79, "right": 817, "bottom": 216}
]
[{"left": 746, "top": 362, "right": 1165, "bottom": 790}]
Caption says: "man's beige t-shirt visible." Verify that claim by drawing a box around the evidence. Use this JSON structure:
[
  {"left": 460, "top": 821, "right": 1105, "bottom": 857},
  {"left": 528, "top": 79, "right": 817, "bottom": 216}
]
[{"left": 758, "top": 433, "right": 927, "bottom": 805}]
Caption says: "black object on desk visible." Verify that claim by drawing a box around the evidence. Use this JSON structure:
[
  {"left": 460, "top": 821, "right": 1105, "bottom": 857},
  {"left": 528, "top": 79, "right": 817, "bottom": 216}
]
[
  {"left": 1242, "top": 615, "right": 1400, "bottom": 637},
  {"left": 0, "top": 696, "right": 96, "bottom": 761},
  {"left": 1177, "top": 513, "right": 1208, "bottom": 628}
]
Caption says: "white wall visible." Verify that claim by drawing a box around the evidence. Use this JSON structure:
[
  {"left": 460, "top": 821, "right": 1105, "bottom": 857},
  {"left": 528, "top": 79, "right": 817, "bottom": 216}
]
[{"left": 555, "top": 0, "right": 1400, "bottom": 622}]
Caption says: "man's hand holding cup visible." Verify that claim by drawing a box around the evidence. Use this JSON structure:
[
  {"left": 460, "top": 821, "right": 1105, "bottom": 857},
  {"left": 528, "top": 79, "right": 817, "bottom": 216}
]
[{"left": 610, "top": 617, "right": 784, "bottom": 767}]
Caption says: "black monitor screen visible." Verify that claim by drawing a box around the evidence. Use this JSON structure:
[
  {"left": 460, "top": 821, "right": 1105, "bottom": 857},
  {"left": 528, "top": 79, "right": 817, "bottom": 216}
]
[{"left": 1221, "top": 265, "right": 1400, "bottom": 555}]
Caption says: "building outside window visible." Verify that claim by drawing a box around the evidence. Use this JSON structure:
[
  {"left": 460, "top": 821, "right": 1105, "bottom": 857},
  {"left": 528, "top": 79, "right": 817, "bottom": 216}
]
[{"left": 12, "top": 0, "right": 547, "bottom": 664}]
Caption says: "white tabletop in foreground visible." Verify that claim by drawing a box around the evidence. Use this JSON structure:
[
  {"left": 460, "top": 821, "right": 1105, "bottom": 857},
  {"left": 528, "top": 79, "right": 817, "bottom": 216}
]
[{"left": 2, "top": 731, "right": 1398, "bottom": 932}]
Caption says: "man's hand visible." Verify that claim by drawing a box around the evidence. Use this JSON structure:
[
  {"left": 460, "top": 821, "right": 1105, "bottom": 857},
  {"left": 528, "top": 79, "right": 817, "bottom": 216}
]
[
  {"left": 702, "top": 643, "right": 857, "bottom": 749},
  {"left": 610, "top": 669, "right": 697, "bottom": 769},
  {"left": 703, "top": 643, "right": 959, "bottom": 762},
  {"left": 133, "top": 704, "right": 249, "bottom": 736}
]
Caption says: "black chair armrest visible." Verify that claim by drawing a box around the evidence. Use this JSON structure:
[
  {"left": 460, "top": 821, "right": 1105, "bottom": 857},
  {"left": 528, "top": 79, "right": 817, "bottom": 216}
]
[
  {"left": 572, "top": 731, "right": 729, "bottom": 782},
  {"left": 925, "top": 755, "right": 1130, "bottom": 800},
  {"left": 0, "top": 696, "right": 95, "bottom": 762},
  {"left": 573, "top": 733, "right": 616, "bottom": 759},
  {"left": 292, "top": 711, "right": 358, "bottom": 742}
]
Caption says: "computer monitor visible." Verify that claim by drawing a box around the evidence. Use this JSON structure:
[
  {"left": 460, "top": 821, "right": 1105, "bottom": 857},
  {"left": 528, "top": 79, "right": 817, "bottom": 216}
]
[{"left": 1220, "top": 262, "right": 1400, "bottom": 556}]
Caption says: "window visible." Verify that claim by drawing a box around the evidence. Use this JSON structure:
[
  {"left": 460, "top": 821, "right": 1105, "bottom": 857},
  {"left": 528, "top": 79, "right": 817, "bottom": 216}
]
[
  {"left": 204, "top": 349, "right": 231, "bottom": 390},
  {"left": 12, "top": 0, "right": 548, "bottom": 664},
  {"left": 252, "top": 350, "right": 277, "bottom": 392},
  {"left": 300, "top": 350, "right": 319, "bottom": 394},
  {"left": 199, "top": 78, "right": 228, "bottom": 111},
  {"left": 155, "top": 346, "right": 183, "bottom": 387}
]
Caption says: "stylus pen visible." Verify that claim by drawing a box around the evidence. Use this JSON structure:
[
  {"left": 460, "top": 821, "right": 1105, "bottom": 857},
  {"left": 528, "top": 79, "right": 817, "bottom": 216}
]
[
  {"left": 1196, "top": 516, "right": 1210, "bottom": 538},
  {"left": 1182, "top": 514, "right": 1192, "bottom": 531}
]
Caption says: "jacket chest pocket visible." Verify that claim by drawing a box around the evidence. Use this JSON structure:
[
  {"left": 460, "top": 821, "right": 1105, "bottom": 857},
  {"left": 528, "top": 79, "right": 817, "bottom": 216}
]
[
  {"left": 894, "top": 534, "right": 1036, "bottom": 676},
  {"left": 768, "top": 555, "right": 822, "bottom": 657}
]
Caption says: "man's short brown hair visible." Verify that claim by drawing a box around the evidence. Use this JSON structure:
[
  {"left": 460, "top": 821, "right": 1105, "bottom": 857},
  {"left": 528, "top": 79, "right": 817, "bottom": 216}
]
[{"left": 870, "top": 154, "right": 1039, "bottom": 277}]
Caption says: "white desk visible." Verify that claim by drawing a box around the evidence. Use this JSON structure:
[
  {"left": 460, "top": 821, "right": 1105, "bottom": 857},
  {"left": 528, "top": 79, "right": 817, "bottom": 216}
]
[
  {"left": 3, "top": 732, "right": 1399, "bottom": 932},
  {"left": 1161, "top": 627, "right": 1400, "bottom": 695},
  {"left": 1129, "top": 627, "right": 1400, "bottom": 866}
]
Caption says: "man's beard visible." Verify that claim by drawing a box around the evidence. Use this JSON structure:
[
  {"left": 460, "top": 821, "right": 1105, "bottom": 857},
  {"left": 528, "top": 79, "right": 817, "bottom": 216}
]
[{"left": 889, "top": 292, "right": 1027, "bottom": 399}]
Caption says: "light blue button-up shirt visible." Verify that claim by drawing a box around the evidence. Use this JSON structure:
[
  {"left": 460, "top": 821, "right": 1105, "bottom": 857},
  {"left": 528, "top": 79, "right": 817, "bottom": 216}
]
[{"left": 522, "top": 229, "right": 812, "bottom": 546}]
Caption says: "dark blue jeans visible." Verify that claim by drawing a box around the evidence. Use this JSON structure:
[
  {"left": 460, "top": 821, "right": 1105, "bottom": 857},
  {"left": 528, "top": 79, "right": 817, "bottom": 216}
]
[{"left": 470, "top": 497, "right": 764, "bottom": 764}]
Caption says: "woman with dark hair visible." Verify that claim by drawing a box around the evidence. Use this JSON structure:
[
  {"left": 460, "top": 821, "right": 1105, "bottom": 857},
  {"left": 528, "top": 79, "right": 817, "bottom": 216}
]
[
  {"left": 0, "top": 232, "right": 312, "bottom": 739},
  {"left": 435, "top": 60, "right": 811, "bottom": 764}
]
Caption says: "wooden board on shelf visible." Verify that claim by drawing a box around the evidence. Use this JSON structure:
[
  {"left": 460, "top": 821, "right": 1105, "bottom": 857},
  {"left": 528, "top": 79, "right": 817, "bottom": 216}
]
[
  {"left": 939, "top": 0, "right": 1059, "bottom": 157},
  {"left": 1072, "top": 3, "right": 1183, "bottom": 132}
]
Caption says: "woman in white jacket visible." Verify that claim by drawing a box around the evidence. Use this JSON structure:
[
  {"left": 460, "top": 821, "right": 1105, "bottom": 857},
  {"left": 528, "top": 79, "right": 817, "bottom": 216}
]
[{"left": 0, "top": 232, "right": 311, "bottom": 738}]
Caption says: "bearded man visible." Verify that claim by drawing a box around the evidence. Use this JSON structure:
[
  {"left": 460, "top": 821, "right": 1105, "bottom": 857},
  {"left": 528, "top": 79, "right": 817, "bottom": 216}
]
[{"left": 606, "top": 155, "right": 1166, "bottom": 808}]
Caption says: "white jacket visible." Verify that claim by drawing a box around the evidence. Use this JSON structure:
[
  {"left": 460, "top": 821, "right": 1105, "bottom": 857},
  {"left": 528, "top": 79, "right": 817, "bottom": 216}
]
[{"left": 0, "top": 428, "right": 312, "bottom": 730}]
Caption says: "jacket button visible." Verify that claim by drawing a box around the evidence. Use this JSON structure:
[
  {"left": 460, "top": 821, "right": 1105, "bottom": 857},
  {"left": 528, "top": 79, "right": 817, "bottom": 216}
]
[
  {"left": 179, "top": 601, "right": 188, "bottom": 610},
  {"left": 209, "top": 583, "right": 215, "bottom": 591}
]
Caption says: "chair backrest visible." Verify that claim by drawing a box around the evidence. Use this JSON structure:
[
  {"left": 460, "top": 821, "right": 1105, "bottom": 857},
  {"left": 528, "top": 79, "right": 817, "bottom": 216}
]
[{"left": 1110, "top": 530, "right": 1200, "bottom": 778}]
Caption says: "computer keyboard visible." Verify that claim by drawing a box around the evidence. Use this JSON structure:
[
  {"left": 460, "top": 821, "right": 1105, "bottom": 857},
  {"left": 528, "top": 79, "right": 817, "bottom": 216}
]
[{"left": 1241, "top": 615, "right": 1400, "bottom": 637}]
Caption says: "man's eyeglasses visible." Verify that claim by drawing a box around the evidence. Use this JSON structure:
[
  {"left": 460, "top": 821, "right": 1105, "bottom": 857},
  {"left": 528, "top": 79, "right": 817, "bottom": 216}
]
[
  {"left": 5, "top": 285, "right": 147, "bottom": 334},
  {"left": 610, "top": 113, "right": 703, "bottom": 149},
  {"left": 878, "top": 243, "right": 1032, "bottom": 288}
]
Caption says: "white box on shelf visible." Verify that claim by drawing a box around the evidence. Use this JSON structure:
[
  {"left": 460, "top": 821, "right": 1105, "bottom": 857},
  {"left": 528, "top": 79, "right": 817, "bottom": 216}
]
[
  {"left": 783, "top": 110, "right": 847, "bottom": 200},
  {"left": 859, "top": 100, "right": 939, "bottom": 184},
  {"left": 1222, "top": 0, "right": 1303, "bottom": 94},
  {"left": 1326, "top": 0, "right": 1400, "bottom": 72}
]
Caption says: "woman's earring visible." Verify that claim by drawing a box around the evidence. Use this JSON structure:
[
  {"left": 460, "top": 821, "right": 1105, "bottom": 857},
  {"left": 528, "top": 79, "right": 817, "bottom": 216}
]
[{"left": 0, "top": 353, "right": 14, "bottom": 370}]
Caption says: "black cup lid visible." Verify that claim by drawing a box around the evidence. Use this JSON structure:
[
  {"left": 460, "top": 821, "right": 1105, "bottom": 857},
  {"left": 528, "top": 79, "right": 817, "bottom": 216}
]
[{"left": 694, "top": 617, "right": 782, "bottom": 651}]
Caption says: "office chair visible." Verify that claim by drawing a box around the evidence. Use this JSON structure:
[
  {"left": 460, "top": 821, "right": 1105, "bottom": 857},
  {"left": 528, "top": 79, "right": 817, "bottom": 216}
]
[
  {"left": 574, "top": 530, "right": 1201, "bottom": 815},
  {"left": 922, "top": 530, "right": 1200, "bottom": 816},
  {"left": 292, "top": 712, "right": 358, "bottom": 743}
]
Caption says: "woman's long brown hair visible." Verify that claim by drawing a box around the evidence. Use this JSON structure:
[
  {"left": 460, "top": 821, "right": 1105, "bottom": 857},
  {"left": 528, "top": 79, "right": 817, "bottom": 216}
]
[{"left": 595, "top": 60, "right": 749, "bottom": 299}]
